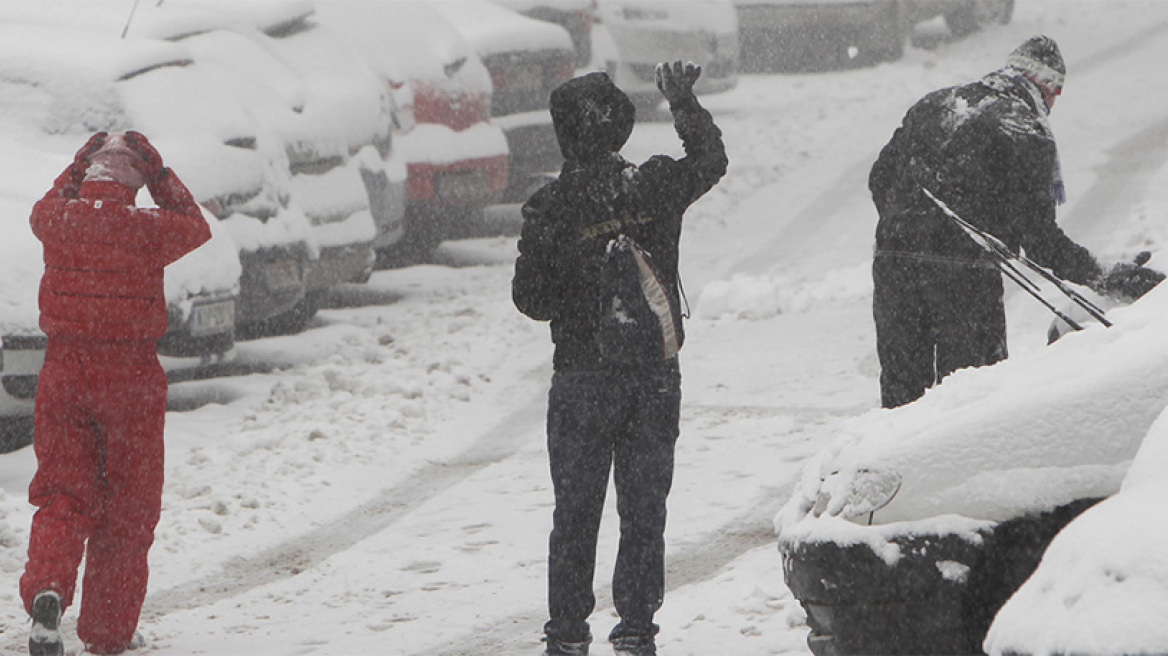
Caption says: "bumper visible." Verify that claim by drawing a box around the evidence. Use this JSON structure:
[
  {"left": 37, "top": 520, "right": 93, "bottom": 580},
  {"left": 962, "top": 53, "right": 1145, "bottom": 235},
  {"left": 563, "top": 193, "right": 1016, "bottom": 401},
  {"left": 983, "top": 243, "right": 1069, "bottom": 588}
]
[
  {"left": 0, "top": 333, "right": 45, "bottom": 420},
  {"left": 157, "top": 294, "right": 237, "bottom": 360},
  {"left": 406, "top": 154, "right": 509, "bottom": 208},
  {"left": 781, "top": 498, "right": 1100, "bottom": 655},
  {"left": 305, "top": 242, "right": 377, "bottom": 293},
  {"left": 235, "top": 246, "right": 309, "bottom": 327}
]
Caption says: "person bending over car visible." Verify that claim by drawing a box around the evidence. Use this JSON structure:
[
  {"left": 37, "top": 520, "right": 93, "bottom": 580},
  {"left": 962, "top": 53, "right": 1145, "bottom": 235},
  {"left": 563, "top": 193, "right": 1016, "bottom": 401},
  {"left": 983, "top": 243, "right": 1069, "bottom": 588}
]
[
  {"left": 21, "top": 131, "right": 210, "bottom": 656},
  {"left": 869, "top": 35, "right": 1162, "bottom": 409}
]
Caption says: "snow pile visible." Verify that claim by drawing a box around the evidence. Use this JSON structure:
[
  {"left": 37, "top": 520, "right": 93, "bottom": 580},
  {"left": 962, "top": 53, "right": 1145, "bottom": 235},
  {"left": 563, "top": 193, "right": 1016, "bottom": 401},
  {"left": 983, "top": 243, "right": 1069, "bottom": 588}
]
[{"left": 984, "top": 405, "right": 1168, "bottom": 656}]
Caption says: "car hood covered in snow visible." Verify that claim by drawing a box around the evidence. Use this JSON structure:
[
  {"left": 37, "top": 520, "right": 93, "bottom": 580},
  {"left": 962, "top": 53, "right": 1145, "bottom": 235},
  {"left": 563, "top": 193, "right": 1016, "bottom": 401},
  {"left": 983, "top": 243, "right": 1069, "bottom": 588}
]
[{"left": 777, "top": 281, "right": 1168, "bottom": 541}]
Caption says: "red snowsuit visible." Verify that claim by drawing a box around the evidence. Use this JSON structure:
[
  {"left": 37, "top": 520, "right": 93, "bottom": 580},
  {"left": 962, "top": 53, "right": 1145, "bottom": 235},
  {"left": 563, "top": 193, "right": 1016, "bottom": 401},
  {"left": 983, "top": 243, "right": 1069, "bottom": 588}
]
[{"left": 20, "top": 160, "right": 210, "bottom": 654}]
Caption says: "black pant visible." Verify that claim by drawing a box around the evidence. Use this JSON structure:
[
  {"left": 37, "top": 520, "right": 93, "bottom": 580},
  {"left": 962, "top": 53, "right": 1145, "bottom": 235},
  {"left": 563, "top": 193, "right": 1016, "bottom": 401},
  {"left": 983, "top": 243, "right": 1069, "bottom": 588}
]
[
  {"left": 544, "top": 364, "right": 682, "bottom": 644},
  {"left": 873, "top": 255, "right": 1007, "bottom": 408}
]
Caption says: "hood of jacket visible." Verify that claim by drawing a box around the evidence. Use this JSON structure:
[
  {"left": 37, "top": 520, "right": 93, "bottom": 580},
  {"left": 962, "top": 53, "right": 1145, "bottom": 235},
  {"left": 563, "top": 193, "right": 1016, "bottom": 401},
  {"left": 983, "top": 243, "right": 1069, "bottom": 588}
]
[{"left": 550, "top": 71, "right": 635, "bottom": 162}]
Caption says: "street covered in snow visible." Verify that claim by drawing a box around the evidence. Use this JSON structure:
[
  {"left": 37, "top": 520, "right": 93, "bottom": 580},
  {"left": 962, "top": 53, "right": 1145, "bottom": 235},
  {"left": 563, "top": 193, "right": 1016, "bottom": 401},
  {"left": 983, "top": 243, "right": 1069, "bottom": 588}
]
[{"left": 1, "top": 1, "right": 1167, "bottom": 654}]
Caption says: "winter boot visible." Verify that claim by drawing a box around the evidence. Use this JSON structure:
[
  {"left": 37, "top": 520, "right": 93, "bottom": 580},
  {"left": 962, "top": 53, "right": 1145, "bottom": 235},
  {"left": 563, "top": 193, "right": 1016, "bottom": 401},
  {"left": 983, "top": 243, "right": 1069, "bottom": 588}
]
[
  {"left": 611, "top": 635, "right": 656, "bottom": 655},
  {"left": 543, "top": 633, "right": 590, "bottom": 655},
  {"left": 609, "top": 622, "right": 657, "bottom": 656},
  {"left": 29, "top": 589, "right": 64, "bottom": 656}
]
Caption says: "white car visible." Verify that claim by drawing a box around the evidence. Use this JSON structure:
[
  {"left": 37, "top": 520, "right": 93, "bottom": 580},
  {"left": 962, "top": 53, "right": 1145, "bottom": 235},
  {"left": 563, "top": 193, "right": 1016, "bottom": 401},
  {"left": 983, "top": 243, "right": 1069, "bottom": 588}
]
[
  {"left": 732, "top": 0, "right": 1014, "bottom": 71},
  {"left": 594, "top": 0, "right": 739, "bottom": 109},
  {"left": 491, "top": 0, "right": 598, "bottom": 66}
]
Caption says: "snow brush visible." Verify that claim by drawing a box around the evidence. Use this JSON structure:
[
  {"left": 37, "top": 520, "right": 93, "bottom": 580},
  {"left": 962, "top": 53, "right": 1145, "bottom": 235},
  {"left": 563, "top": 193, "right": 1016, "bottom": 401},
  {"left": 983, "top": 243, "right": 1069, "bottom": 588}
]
[{"left": 922, "top": 188, "right": 1112, "bottom": 332}]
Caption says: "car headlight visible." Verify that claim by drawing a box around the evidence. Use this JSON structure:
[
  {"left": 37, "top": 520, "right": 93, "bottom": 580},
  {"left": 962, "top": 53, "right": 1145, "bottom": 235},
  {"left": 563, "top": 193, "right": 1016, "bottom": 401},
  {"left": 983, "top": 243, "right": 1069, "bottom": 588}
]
[{"left": 812, "top": 467, "right": 902, "bottom": 523}]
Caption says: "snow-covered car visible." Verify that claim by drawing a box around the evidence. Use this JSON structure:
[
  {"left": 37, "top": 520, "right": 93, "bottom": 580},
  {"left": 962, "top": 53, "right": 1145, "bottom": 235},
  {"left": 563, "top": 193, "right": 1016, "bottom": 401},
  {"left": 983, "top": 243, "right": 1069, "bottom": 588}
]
[
  {"left": 775, "top": 281, "right": 1168, "bottom": 653},
  {"left": 429, "top": 0, "right": 576, "bottom": 201},
  {"left": 0, "top": 1, "right": 325, "bottom": 337},
  {"left": 490, "top": 0, "right": 597, "bottom": 67},
  {"left": 983, "top": 409, "right": 1168, "bottom": 656},
  {"left": 594, "top": 0, "right": 739, "bottom": 109},
  {"left": 181, "top": 1, "right": 396, "bottom": 312},
  {"left": 732, "top": 0, "right": 1014, "bottom": 71},
  {"left": 0, "top": 22, "right": 243, "bottom": 446},
  {"left": 315, "top": 0, "right": 510, "bottom": 256}
]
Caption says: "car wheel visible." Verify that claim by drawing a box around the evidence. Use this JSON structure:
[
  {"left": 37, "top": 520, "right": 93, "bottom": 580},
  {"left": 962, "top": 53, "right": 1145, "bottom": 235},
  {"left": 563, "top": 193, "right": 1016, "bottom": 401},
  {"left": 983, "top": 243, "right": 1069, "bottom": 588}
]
[
  {"left": 944, "top": 1, "right": 980, "bottom": 36},
  {"left": 861, "top": 0, "right": 909, "bottom": 63}
]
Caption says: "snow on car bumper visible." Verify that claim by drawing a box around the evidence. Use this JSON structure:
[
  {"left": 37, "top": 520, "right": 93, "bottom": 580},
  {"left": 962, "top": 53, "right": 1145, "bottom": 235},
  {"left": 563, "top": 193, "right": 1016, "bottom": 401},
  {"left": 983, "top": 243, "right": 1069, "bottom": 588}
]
[{"left": 779, "top": 499, "right": 1100, "bottom": 655}]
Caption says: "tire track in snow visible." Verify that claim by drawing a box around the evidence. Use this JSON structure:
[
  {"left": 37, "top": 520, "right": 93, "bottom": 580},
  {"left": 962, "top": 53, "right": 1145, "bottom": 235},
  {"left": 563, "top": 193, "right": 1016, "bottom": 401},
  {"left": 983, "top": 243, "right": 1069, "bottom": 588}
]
[
  {"left": 141, "top": 367, "right": 550, "bottom": 620},
  {"left": 427, "top": 402, "right": 870, "bottom": 656}
]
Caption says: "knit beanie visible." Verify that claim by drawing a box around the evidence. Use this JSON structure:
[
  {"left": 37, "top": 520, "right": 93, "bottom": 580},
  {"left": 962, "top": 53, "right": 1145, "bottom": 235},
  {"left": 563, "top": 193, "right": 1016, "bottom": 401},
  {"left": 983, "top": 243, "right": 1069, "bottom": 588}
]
[{"left": 1006, "top": 35, "right": 1065, "bottom": 92}]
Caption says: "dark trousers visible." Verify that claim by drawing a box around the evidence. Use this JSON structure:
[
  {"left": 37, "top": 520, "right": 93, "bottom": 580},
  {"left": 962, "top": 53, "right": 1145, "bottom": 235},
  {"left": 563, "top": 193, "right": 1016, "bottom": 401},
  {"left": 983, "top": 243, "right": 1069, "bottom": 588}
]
[
  {"left": 544, "top": 364, "right": 682, "bottom": 644},
  {"left": 873, "top": 255, "right": 1008, "bottom": 408}
]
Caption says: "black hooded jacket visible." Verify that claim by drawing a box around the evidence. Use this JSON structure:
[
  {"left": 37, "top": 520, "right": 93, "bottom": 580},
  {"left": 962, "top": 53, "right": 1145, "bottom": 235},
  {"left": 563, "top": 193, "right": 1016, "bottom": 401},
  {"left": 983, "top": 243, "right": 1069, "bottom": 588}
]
[
  {"left": 512, "top": 72, "right": 727, "bottom": 371},
  {"left": 869, "top": 70, "right": 1100, "bottom": 285}
]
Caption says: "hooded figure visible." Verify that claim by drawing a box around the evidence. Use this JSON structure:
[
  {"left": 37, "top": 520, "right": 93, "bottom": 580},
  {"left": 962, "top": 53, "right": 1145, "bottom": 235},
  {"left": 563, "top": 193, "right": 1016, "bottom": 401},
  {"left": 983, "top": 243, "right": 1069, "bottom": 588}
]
[
  {"left": 513, "top": 63, "right": 726, "bottom": 656},
  {"left": 868, "top": 35, "right": 1161, "bottom": 409},
  {"left": 22, "top": 131, "right": 210, "bottom": 656}
]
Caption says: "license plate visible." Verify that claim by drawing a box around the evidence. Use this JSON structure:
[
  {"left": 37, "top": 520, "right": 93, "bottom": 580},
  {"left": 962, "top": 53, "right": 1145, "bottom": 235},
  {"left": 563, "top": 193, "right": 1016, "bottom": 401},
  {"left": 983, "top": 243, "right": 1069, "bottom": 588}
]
[
  {"left": 190, "top": 300, "right": 235, "bottom": 337},
  {"left": 506, "top": 64, "right": 543, "bottom": 91},
  {"left": 437, "top": 170, "right": 490, "bottom": 203},
  {"left": 265, "top": 259, "right": 302, "bottom": 292}
]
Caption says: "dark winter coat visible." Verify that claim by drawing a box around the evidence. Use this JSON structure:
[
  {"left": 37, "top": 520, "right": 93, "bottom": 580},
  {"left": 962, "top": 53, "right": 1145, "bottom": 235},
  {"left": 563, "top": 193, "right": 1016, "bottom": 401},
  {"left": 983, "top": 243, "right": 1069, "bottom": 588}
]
[
  {"left": 869, "top": 70, "right": 1101, "bottom": 285},
  {"left": 31, "top": 165, "right": 211, "bottom": 342},
  {"left": 512, "top": 73, "right": 727, "bottom": 371}
]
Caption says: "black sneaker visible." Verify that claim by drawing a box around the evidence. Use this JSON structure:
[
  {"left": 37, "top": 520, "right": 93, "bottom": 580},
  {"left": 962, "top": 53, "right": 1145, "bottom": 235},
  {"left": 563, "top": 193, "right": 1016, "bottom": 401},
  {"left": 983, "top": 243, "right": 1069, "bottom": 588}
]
[
  {"left": 611, "top": 634, "right": 656, "bottom": 655},
  {"left": 29, "top": 590, "right": 64, "bottom": 656}
]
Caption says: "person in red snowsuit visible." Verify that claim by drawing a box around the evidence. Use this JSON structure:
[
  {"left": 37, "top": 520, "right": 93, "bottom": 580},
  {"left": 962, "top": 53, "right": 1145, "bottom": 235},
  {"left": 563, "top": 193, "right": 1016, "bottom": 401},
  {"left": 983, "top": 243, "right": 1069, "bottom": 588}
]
[{"left": 20, "top": 131, "right": 211, "bottom": 656}]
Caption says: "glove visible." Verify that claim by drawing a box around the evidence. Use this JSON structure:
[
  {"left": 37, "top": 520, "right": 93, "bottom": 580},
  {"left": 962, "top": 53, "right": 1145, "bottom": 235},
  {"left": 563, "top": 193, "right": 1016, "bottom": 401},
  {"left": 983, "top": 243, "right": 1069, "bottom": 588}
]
[
  {"left": 73, "top": 131, "right": 108, "bottom": 170},
  {"left": 655, "top": 60, "right": 701, "bottom": 105},
  {"left": 124, "top": 130, "right": 165, "bottom": 183},
  {"left": 1094, "top": 252, "right": 1165, "bottom": 302}
]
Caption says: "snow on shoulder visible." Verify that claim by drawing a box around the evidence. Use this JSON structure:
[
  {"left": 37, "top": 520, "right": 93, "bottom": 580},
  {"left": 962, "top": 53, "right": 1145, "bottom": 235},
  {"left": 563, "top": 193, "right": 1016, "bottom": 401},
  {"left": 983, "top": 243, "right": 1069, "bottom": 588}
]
[{"left": 777, "top": 281, "right": 1168, "bottom": 543}]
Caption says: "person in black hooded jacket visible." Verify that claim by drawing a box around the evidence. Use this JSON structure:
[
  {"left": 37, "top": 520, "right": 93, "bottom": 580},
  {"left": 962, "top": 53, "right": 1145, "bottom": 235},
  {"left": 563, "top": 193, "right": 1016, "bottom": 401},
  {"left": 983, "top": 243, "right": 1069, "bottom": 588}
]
[
  {"left": 869, "top": 35, "right": 1161, "bottom": 409},
  {"left": 512, "top": 61, "right": 727, "bottom": 656}
]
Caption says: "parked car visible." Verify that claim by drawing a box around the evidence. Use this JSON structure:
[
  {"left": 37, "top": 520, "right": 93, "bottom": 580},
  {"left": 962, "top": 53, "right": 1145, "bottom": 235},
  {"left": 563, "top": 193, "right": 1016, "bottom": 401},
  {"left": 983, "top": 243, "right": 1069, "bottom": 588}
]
[
  {"left": 429, "top": 0, "right": 576, "bottom": 202},
  {"left": 0, "top": 22, "right": 243, "bottom": 448},
  {"left": 490, "top": 0, "right": 598, "bottom": 67},
  {"left": 984, "top": 412, "right": 1168, "bottom": 656},
  {"left": 176, "top": 1, "right": 400, "bottom": 311},
  {"left": 594, "top": 0, "right": 739, "bottom": 109},
  {"left": 775, "top": 283, "right": 1168, "bottom": 654},
  {"left": 732, "top": 0, "right": 1014, "bottom": 71},
  {"left": 315, "top": 0, "right": 510, "bottom": 256}
]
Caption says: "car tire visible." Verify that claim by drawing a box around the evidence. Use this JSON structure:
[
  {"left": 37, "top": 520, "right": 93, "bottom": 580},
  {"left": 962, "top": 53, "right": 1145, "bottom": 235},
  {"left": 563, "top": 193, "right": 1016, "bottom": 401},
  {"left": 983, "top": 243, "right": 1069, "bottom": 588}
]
[
  {"left": 945, "top": 0, "right": 1010, "bottom": 36},
  {"left": 944, "top": 4, "right": 978, "bottom": 36}
]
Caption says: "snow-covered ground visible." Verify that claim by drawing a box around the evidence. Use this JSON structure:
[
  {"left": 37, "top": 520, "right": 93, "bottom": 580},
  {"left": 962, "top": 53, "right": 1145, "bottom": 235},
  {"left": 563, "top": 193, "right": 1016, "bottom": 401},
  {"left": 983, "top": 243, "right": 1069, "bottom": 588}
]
[{"left": 0, "top": 1, "right": 1166, "bottom": 654}]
